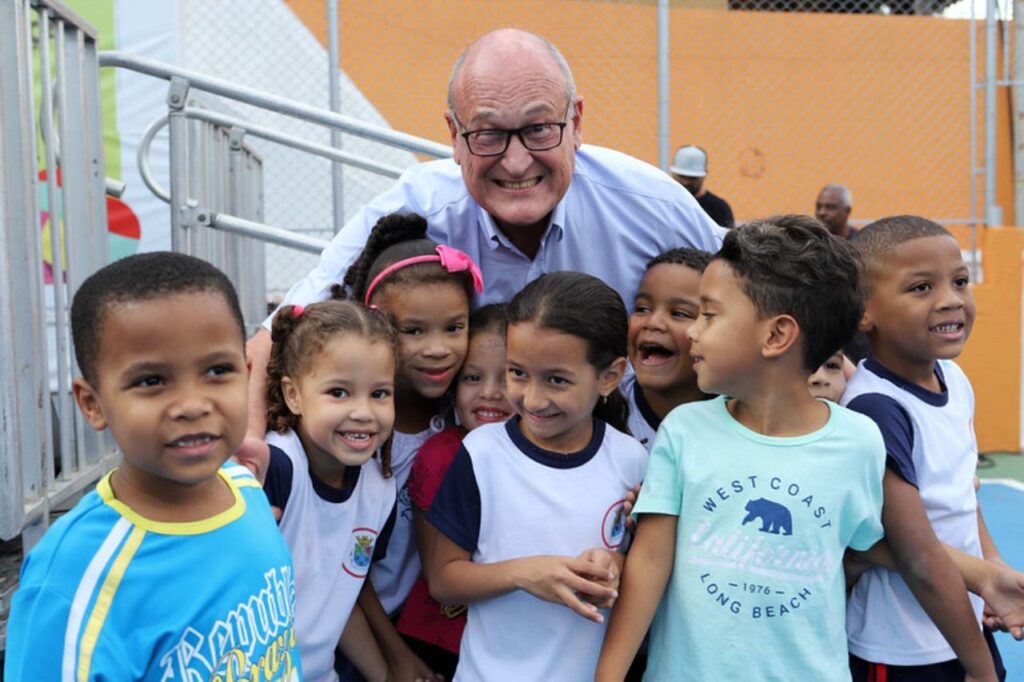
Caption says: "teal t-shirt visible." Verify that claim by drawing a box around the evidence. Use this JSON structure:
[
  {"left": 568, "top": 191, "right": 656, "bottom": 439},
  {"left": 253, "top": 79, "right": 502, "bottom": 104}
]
[{"left": 633, "top": 396, "right": 885, "bottom": 681}]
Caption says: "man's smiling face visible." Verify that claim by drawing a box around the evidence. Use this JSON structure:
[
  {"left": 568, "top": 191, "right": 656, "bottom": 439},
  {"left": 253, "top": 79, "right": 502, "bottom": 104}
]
[{"left": 447, "top": 32, "right": 582, "bottom": 238}]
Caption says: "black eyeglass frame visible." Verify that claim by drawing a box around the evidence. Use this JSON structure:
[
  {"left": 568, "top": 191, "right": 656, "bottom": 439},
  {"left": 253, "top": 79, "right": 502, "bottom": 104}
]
[{"left": 453, "top": 104, "right": 574, "bottom": 157}]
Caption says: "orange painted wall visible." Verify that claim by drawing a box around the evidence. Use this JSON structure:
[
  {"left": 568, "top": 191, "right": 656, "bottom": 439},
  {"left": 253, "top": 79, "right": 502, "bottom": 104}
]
[
  {"left": 287, "top": 3, "right": 1004, "bottom": 222},
  {"left": 287, "top": 2, "right": 1022, "bottom": 452},
  {"left": 950, "top": 227, "right": 1022, "bottom": 453}
]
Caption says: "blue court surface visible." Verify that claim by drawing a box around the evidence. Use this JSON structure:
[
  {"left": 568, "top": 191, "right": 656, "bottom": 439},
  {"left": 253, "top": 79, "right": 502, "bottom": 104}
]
[{"left": 979, "top": 480, "right": 1024, "bottom": 678}]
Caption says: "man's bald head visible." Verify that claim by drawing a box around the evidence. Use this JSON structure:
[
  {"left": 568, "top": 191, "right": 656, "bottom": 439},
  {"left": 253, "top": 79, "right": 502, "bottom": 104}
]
[{"left": 447, "top": 29, "right": 576, "bottom": 112}]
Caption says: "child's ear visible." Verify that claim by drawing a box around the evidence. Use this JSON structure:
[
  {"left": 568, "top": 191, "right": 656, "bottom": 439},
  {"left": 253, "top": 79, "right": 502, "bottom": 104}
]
[
  {"left": 858, "top": 307, "right": 875, "bottom": 333},
  {"left": 599, "top": 357, "right": 628, "bottom": 397},
  {"left": 761, "top": 314, "right": 800, "bottom": 360},
  {"left": 72, "top": 377, "right": 108, "bottom": 432},
  {"left": 281, "top": 377, "right": 303, "bottom": 416}
]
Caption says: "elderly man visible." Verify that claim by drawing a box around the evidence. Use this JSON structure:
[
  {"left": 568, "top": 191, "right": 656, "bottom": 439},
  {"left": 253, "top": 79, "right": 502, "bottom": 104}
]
[
  {"left": 815, "top": 184, "right": 856, "bottom": 239},
  {"left": 245, "top": 29, "right": 721, "bottom": 436}
]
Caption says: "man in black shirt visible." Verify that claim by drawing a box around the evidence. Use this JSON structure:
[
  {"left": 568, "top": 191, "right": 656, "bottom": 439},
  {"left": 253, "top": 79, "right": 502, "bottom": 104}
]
[
  {"left": 670, "top": 145, "right": 734, "bottom": 228},
  {"left": 814, "top": 183, "right": 857, "bottom": 239}
]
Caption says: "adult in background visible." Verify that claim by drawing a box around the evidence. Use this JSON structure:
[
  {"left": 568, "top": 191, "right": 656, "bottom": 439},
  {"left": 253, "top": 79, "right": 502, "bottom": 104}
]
[
  {"left": 815, "top": 183, "right": 869, "bottom": 361},
  {"left": 242, "top": 28, "right": 724, "bottom": 455},
  {"left": 815, "top": 183, "right": 857, "bottom": 239},
  {"left": 670, "top": 144, "right": 734, "bottom": 228}
]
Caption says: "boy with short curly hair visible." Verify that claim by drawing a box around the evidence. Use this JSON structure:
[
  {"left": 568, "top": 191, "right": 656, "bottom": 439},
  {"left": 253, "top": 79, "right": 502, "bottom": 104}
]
[{"left": 598, "top": 215, "right": 889, "bottom": 681}]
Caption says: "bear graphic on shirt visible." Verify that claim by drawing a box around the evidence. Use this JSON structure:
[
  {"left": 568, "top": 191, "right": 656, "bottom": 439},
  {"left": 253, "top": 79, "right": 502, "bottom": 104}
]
[{"left": 741, "top": 497, "right": 793, "bottom": 535}]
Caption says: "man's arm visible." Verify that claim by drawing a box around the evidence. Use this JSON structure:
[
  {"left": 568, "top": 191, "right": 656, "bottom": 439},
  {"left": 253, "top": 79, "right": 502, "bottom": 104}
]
[
  {"left": 881, "top": 470, "right": 998, "bottom": 681},
  {"left": 596, "top": 513, "right": 677, "bottom": 682},
  {"left": 232, "top": 328, "right": 273, "bottom": 482}
]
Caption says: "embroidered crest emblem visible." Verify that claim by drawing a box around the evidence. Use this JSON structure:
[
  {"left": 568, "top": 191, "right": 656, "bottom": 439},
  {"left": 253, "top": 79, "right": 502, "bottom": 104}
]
[
  {"left": 343, "top": 527, "right": 379, "bottom": 577},
  {"left": 602, "top": 500, "right": 628, "bottom": 549}
]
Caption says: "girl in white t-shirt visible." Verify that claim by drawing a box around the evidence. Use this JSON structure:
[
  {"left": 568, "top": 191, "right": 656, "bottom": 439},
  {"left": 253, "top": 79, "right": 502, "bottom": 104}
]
[
  {"left": 427, "top": 272, "right": 648, "bottom": 682},
  {"left": 340, "top": 212, "right": 482, "bottom": 680},
  {"left": 263, "top": 298, "right": 398, "bottom": 681}
]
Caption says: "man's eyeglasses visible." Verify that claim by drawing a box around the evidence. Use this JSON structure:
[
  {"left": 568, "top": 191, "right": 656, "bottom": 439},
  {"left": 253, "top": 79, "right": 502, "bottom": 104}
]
[{"left": 455, "top": 106, "right": 572, "bottom": 157}]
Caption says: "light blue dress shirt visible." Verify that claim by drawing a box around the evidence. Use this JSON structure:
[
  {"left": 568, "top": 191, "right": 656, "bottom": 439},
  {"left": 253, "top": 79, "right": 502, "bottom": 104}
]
[{"left": 273, "top": 144, "right": 725, "bottom": 318}]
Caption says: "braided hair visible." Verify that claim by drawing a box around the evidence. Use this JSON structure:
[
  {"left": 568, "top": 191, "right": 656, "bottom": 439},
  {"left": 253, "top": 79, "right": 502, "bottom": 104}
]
[{"left": 341, "top": 212, "right": 476, "bottom": 304}]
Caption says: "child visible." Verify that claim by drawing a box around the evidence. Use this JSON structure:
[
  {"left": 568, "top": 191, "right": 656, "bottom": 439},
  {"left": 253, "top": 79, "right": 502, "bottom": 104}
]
[
  {"left": 427, "top": 271, "right": 648, "bottom": 681},
  {"left": 842, "top": 215, "right": 1006, "bottom": 681},
  {"left": 397, "top": 304, "right": 513, "bottom": 679},
  {"left": 262, "top": 299, "right": 399, "bottom": 681},
  {"left": 597, "top": 215, "right": 888, "bottom": 681},
  {"left": 4, "top": 252, "right": 300, "bottom": 681},
  {"left": 626, "top": 247, "right": 712, "bottom": 448},
  {"left": 340, "top": 212, "right": 480, "bottom": 677},
  {"left": 808, "top": 349, "right": 848, "bottom": 403}
]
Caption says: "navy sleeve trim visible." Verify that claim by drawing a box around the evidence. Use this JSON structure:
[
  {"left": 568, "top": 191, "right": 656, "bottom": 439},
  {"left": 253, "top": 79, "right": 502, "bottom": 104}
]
[
  {"left": 847, "top": 393, "right": 918, "bottom": 488},
  {"left": 373, "top": 503, "right": 397, "bottom": 562},
  {"left": 864, "top": 356, "right": 948, "bottom": 407},
  {"left": 425, "top": 445, "right": 481, "bottom": 553},
  {"left": 263, "top": 445, "right": 293, "bottom": 512}
]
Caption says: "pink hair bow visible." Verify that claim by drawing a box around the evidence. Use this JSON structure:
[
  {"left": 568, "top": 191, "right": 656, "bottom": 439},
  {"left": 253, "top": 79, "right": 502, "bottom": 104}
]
[
  {"left": 435, "top": 245, "right": 484, "bottom": 295},
  {"left": 364, "top": 245, "right": 484, "bottom": 304}
]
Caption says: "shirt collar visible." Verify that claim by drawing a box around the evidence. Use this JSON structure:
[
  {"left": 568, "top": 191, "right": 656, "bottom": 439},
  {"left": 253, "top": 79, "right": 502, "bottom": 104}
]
[{"left": 478, "top": 196, "right": 567, "bottom": 252}]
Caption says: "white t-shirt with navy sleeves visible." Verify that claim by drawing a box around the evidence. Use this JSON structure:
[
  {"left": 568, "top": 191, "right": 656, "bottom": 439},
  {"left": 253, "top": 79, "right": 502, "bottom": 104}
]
[
  {"left": 842, "top": 357, "right": 984, "bottom": 666},
  {"left": 265, "top": 429, "right": 396, "bottom": 682},
  {"left": 369, "top": 424, "right": 444, "bottom": 616},
  {"left": 622, "top": 373, "right": 660, "bottom": 451},
  {"left": 427, "top": 418, "right": 648, "bottom": 682}
]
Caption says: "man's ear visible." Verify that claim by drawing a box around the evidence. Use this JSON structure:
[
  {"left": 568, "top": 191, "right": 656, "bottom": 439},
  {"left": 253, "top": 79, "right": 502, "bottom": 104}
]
[
  {"left": 761, "top": 314, "right": 800, "bottom": 360},
  {"left": 570, "top": 96, "right": 584, "bottom": 149},
  {"left": 599, "top": 356, "right": 628, "bottom": 398},
  {"left": 281, "top": 377, "right": 303, "bottom": 417},
  {"left": 445, "top": 110, "right": 463, "bottom": 165},
  {"left": 72, "top": 377, "right": 108, "bottom": 432}
]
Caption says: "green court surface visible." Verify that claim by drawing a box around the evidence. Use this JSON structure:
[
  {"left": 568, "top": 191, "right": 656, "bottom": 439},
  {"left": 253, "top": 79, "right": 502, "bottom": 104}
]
[{"left": 977, "top": 452, "right": 1024, "bottom": 483}]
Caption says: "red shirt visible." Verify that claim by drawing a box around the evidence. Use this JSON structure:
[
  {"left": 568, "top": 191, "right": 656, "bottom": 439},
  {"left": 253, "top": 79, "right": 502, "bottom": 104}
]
[{"left": 396, "top": 427, "right": 467, "bottom": 653}]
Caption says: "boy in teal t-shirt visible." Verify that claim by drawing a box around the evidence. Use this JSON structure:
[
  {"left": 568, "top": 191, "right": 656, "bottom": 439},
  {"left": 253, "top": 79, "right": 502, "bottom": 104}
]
[{"left": 597, "top": 216, "right": 885, "bottom": 681}]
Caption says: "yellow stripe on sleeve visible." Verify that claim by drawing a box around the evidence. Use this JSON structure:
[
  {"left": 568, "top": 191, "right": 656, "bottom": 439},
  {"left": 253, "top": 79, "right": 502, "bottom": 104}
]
[{"left": 76, "top": 526, "right": 146, "bottom": 682}]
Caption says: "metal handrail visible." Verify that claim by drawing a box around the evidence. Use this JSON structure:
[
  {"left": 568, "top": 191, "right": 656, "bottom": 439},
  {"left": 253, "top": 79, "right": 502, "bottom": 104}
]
[
  {"left": 138, "top": 109, "right": 405, "bottom": 204},
  {"left": 99, "top": 51, "right": 453, "bottom": 159},
  {"left": 193, "top": 210, "right": 330, "bottom": 254}
]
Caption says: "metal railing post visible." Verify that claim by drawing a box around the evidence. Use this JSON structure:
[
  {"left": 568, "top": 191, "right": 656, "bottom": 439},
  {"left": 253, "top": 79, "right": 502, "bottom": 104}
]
[{"left": 167, "top": 77, "right": 192, "bottom": 253}]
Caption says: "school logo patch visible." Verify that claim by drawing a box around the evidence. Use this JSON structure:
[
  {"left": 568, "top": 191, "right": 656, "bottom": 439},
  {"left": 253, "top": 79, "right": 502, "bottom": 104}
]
[
  {"left": 601, "top": 499, "right": 628, "bottom": 549},
  {"left": 343, "top": 527, "right": 379, "bottom": 578}
]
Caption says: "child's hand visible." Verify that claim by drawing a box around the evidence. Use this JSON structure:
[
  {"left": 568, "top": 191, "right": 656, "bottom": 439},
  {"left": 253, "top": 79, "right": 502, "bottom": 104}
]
[
  {"left": 978, "top": 564, "right": 1024, "bottom": 640},
  {"left": 622, "top": 483, "right": 642, "bottom": 534},
  {"left": 577, "top": 548, "right": 622, "bottom": 609},
  {"left": 232, "top": 435, "right": 270, "bottom": 484},
  {"left": 513, "top": 555, "right": 617, "bottom": 623},
  {"left": 386, "top": 648, "right": 444, "bottom": 682}
]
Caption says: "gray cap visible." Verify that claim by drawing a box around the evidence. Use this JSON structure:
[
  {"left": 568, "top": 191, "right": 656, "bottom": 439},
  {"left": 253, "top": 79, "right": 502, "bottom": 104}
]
[{"left": 670, "top": 145, "right": 707, "bottom": 177}]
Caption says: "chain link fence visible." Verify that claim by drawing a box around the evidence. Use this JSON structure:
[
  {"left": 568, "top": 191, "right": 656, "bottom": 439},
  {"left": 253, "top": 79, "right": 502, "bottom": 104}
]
[{"left": 177, "top": 0, "right": 999, "bottom": 300}]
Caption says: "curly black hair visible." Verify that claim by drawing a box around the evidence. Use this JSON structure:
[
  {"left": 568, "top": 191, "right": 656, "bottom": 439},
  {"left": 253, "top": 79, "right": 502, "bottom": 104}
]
[
  {"left": 715, "top": 215, "right": 863, "bottom": 372},
  {"left": 341, "top": 212, "right": 475, "bottom": 304},
  {"left": 266, "top": 299, "right": 398, "bottom": 477}
]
